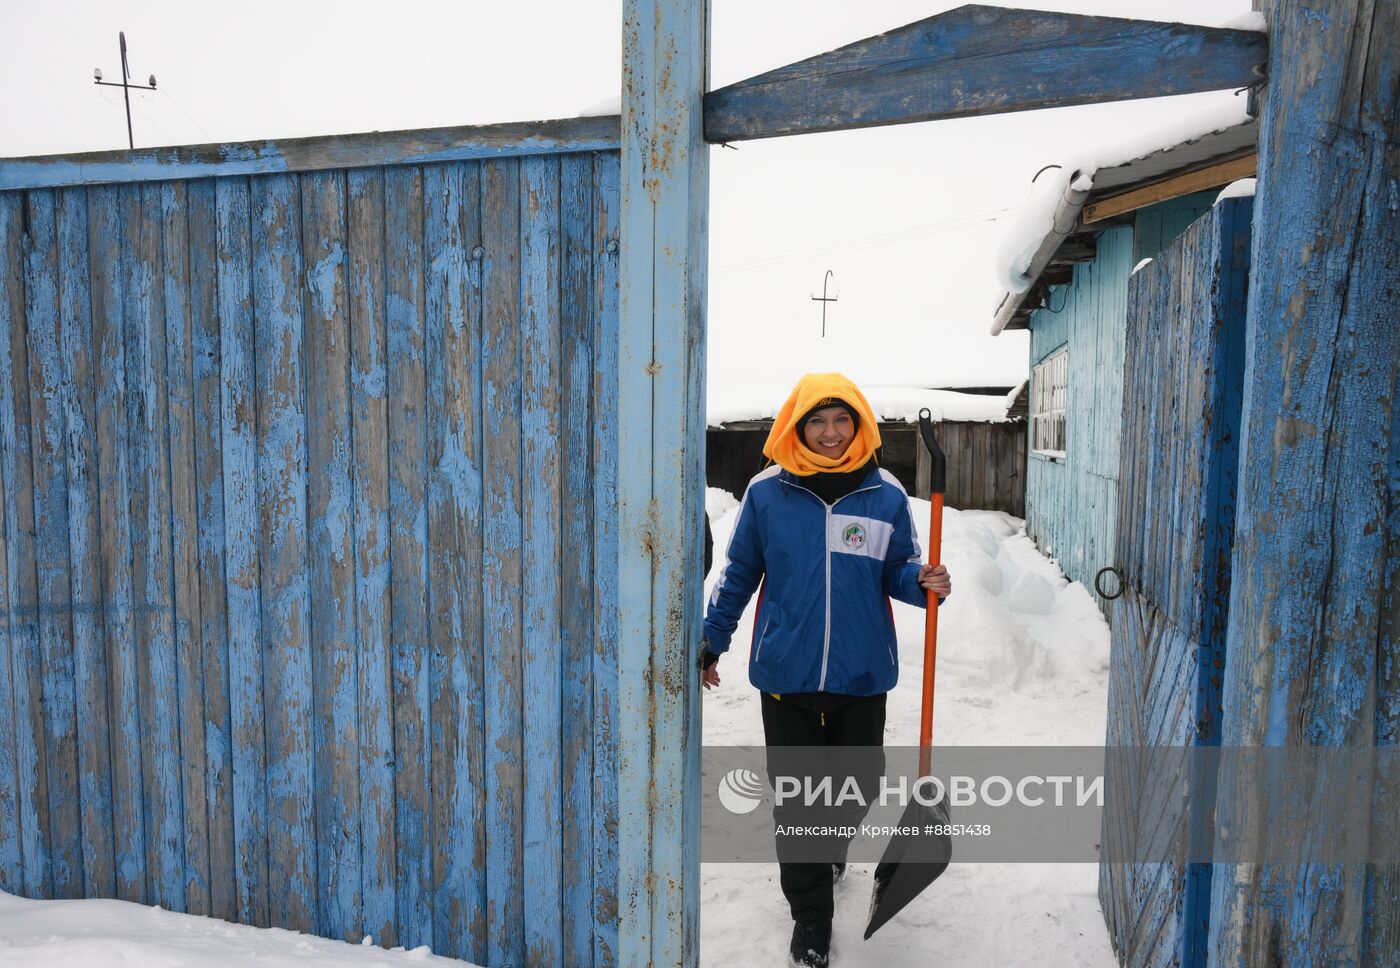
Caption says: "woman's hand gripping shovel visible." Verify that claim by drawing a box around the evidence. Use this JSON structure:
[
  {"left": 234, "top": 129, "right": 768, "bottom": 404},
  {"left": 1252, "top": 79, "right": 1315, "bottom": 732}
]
[{"left": 864, "top": 408, "right": 952, "bottom": 938}]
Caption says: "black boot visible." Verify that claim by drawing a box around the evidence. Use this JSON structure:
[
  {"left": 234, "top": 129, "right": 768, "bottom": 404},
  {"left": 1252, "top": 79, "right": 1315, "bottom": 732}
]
[{"left": 789, "top": 919, "right": 832, "bottom": 968}]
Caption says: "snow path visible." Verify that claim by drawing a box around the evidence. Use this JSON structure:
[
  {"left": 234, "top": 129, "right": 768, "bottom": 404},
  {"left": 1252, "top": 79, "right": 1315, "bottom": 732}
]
[{"left": 701, "top": 487, "right": 1117, "bottom": 968}]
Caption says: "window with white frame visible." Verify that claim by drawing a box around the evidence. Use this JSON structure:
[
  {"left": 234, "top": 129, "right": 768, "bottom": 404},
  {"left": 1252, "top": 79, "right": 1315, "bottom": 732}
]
[{"left": 1032, "top": 347, "right": 1067, "bottom": 458}]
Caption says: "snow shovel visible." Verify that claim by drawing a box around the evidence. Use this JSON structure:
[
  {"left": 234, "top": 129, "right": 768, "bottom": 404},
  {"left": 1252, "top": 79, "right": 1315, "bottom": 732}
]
[{"left": 865, "top": 407, "right": 952, "bottom": 939}]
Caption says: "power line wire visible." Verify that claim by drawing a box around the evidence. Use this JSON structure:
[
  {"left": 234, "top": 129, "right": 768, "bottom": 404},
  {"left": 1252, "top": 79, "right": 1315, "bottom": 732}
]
[{"left": 156, "top": 88, "right": 214, "bottom": 140}]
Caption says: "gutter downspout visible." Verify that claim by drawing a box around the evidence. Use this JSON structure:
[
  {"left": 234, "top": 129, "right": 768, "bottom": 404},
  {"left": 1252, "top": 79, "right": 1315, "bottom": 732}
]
[{"left": 990, "top": 171, "right": 1095, "bottom": 336}]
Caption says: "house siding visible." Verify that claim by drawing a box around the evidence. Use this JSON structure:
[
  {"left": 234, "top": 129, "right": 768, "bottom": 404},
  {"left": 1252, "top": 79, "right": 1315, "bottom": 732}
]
[{"left": 1024, "top": 193, "right": 1218, "bottom": 599}]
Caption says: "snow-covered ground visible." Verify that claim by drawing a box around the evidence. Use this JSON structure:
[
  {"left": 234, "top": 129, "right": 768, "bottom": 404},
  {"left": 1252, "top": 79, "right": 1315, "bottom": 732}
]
[
  {"left": 0, "top": 892, "right": 467, "bottom": 968},
  {"left": 701, "top": 486, "right": 1116, "bottom": 968}
]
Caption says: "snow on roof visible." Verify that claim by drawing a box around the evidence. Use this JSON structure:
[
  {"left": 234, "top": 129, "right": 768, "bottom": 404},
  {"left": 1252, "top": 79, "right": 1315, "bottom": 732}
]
[
  {"left": 993, "top": 97, "right": 1253, "bottom": 298},
  {"left": 1215, "top": 178, "right": 1257, "bottom": 203},
  {"left": 708, "top": 385, "right": 1013, "bottom": 428}
]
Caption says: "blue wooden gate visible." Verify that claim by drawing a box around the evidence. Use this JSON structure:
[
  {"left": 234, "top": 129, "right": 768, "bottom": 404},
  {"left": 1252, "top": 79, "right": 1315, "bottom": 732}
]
[
  {"left": 1099, "top": 197, "right": 1252, "bottom": 967},
  {"left": 0, "top": 130, "right": 623, "bottom": 967}
]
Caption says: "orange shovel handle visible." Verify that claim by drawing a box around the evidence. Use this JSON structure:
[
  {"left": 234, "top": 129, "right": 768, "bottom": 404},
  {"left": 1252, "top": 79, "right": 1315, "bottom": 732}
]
[{"left": 918, "top": 492, "right": 942, "bottom": 778}]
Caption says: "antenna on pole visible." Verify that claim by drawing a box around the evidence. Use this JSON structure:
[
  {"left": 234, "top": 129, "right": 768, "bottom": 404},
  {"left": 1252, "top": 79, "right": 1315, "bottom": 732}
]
[
  {"left": 93, "top": 31, "right": 157, "bottom": 150},
  {"left": 811, "top": 269, "right": 838, "bottom": 338}
]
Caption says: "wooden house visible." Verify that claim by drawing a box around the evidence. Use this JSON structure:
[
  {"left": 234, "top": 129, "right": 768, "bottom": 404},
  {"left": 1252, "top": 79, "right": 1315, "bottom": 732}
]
[{"left": 991, "top": 113, "right": 1256, "bottom": 596}]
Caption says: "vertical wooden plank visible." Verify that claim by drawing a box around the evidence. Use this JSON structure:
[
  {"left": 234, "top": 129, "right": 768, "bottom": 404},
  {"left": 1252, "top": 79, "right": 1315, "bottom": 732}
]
[
  {"left": 57, "top": 186, "right": 116, "bottom": 899},
  {"left": 346, "top": 166, "right": 397, "bottom": 948},
  {"left": 1212, "top": 2, "right": 1400, "bottom": 963},
  {"left": 520, "top": 154, "right": 564, "bottom": 968},
  {"left": 250, "top": 172, "right": 316, "bottom": 933},
  {"left": 24, "top": 188, "right": 83, "bottom": 899},
  {"left": 592, "top": 150, "right": 622, "bottom": 968},
  {"left": 559, "top": 152, "right": 596, "bottom": 968},
  {"left": 620, "top": 0, "right": 708, "bottom": 959},
  {"left": 0, "top": 191, "right": 50, "bottom": 899},
  {"left": 0, "top": 194, "right": 22, "bottom": 894},
  {"left": 188, "top": 177, "right": 236, "bottom": 922},
  {"left": 160, "top": 180, "right": 212, "bottom": 915},
  {"left": 384, "top": 163, "right": 432, "bottom": 950},
  {"left": 89, "top": 184, "right": 143, "bottom": 903},
  {"left": 481, "top": 155, "right": 524, "bottom": 968},
  {"left": 1108, "top": 203, "right": 1253, "bottom": 968},
  {"left": 124, "top": 181, "right": 185, "bottom": 910},
  {"left": 301, "top": 168, "right": 362, "bottom": 942},
  {"left": 422, "top": 159, "right": 487, "bottom": 962},
  {"left": 215, "top": 175, "right": 269, "bottom": 926}
]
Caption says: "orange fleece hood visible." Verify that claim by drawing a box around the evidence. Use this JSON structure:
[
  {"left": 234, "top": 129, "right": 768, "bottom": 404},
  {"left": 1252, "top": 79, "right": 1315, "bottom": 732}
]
[{"left": 762, "top": 373, "right": 881, "bottom": 476}]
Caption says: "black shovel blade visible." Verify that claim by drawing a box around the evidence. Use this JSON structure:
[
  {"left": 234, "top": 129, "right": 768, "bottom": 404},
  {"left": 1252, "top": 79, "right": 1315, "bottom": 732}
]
[{"left": 864, "top": 796, "right": 952, "bottom": 939}]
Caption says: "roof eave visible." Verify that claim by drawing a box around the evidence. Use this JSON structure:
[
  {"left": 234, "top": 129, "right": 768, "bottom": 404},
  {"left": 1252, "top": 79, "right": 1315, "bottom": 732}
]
[{"left": 989, "top": 173, "right": 1093, "bottom": 336}]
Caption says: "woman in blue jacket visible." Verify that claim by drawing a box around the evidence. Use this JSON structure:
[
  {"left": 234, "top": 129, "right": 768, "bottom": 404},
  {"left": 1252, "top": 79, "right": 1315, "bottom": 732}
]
[{"left": 702, "top": 372, "right": 951, "bottom": 968}]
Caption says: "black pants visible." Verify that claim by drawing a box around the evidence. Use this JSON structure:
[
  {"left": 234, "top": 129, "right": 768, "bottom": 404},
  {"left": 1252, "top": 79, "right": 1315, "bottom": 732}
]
[{"left": 761, "top": 690, "right": 887, "bottom": 922}]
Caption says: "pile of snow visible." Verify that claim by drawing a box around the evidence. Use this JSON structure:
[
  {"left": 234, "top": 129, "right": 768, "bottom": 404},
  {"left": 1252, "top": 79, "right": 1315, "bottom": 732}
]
[
  {"left": 701, "top": 489, "right": 1115, "bottom": 966},
  {"left": 995, "top": 97, "right": 1254, "bottom": 295},
  {"left": 0, "top": 893, "right": 470, "bottom": 968},
  {"left": 708, "top": 385, "right": 1013, "bottom": 427},
  {"left": 1215, "top": 177, "right": 1257, "bottom": 203}
]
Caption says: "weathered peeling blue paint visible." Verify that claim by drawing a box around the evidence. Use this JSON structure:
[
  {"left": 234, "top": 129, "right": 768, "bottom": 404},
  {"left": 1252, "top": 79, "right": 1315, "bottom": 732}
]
[
  {"left": 188, "top": 175, "right": 237, "bottom": 923},
  {"left": 344, "top": 165, "right": 397, "bottom": 950},
  {"left": 481, "top": 155, "right": 525, "bottom": 968},
  {"left": 89, "top": 183, "right": 145, "bottom": 905},
  {"left": 0, "top": 195, "right": 20, "bottom": 896},
  {"left": 0, "top": 117, "right": 624, "bottom": 192},
  {"left": 520, "top": 152, "right": 564, "bottom": 968},
  {"left": 558, "top": 150, "right": 596, "bottom": 968},
  {"left": 160, "top": 178, "right": 214, "bottom": 915},
  {"left": 2, "top": 146, "right": 625, "bottom": 967},
  {"left": 301, "top": 168, "right": 363, "bottom": 944},
  {"left": 592, "top": 149, "right": 622, "bottom": 968},
  {"left": 1210, "top": 1, "right": 1400, "bottom": 962},
  {"left": 56, "top": 185, "right": 117, "bottom": 900},
  {"left": 704, "top": 7, "right": 1266, "bottom": 143},
  {"left": 420, "top": 158, "right": 486, "bottom": 962},
  {"left": 125, "top": 181, "right": 187, "bottom": 912},
  {"left": 252, "top": 172, "right": 317, "bottom": 935},
  {"left": 1100, "top": 199, "right": 1251, "bottom": 968},
  {"left": 24, "top": 187, "right": 85, "bottom": 901},
  {"left": 0, "top": 189, "right": 50, "bottom": 900},
  {"left": 215, "top": 175, "right": 271, "bottom": 927},
  {"left": 619, "top": 1, "right": 708, "bottom": 964},
  {"left": 383, "top": 162, "right": 434, "bottom": 953}
]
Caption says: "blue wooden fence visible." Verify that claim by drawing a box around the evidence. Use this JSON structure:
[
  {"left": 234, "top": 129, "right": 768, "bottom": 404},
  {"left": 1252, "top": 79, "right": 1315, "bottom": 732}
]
[
  {"left": 0, "top": 145, "right": 622, "bottom": 967},
  {"left": 1100, "top": 197, "right": 1252, "bottom": 967}
]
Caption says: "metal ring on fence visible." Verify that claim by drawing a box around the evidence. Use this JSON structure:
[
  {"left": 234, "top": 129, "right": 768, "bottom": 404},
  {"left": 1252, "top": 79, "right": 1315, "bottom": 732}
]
[{"left": 1095, "top": 566, "right": 1125, "bottom": 601}]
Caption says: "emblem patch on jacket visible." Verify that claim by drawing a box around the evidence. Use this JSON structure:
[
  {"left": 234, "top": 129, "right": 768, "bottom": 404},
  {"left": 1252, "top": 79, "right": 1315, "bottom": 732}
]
[{"left": 842, "top": 523, "right": 866, "bottom": 549}]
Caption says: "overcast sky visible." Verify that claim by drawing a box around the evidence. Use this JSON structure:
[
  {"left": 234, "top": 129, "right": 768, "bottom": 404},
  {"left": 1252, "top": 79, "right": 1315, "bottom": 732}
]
[{"left": 0, "top": 0, "right": 1252, "bottom": 400}]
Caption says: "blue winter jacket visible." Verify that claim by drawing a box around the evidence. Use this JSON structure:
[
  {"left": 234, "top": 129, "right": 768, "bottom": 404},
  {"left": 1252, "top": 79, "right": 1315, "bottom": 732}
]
[{"left": 704, "top": 463, "right": 928, "bottom": 696}]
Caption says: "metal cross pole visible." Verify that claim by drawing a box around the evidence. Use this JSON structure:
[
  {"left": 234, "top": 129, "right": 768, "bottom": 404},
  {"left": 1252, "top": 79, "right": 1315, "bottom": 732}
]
[
  {"left": 811, "top": 268, "right": 838, "bottom": 337},
  {"left": 93, "top": 31, "right": 157, "bottom": 150}
]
